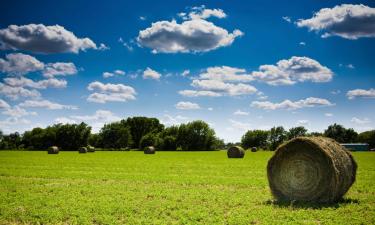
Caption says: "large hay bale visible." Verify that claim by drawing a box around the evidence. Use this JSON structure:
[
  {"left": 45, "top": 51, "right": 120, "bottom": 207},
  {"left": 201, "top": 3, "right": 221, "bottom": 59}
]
[
  {"left": 267, "top": 137, "right": 357, "bottom": 203},
  {"left": 87, "top": 145, "right": 95, "bottom": 153},
  {"left": 227, "top": 146, "right": 245, "bottom": 158},
  {"left": 251, "top": 147, "right": 257, "bottom": 152},
  {"left": 79, "top": 147, "right": 88, "bottom": 153},
  {"left": 144, "top": 146, "right": 155, "bottom": 154},
  {"left": 48, "top": 146, "right": 59, "bottom": 154}
]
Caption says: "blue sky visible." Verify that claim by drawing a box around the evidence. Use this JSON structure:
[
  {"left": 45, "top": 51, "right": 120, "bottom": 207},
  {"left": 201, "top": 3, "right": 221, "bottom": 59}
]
[{"left": 0, "top": 0, "right": 374, "bottom": 142}]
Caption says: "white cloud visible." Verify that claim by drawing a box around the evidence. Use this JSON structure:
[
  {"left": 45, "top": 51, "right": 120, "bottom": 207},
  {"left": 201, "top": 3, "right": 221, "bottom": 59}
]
[
  {"left": 299, "top": 42, "right": 306, "bottom": 46},
  {"left": 160, "top": 114, "right": 189, "bottom": 126},
  {"left": 87, "top": 81, "right": 136, "bottom": 103},
  {"left": 252, "top": 56, "right": 333, "bottom": 85},
  {"left": 0, "top": 53, "right": 44, "bottom": 75},
  {"left": 346, "top": 88, "right": 375, "bottom": 99},
  {"left": 347, "top": 88, "right": 375, "bottom": 99},
  {"left": 42, "top": 62, "right": 77, "bottom": 78},
  {"left": 0, "top": 83, "right": 41, "bottom": 100},
  {"left": 351, "top": 117, "right": 371, "bottom": 124},
  {"left": 19, "top": 100, "right": 78, "bottom": 110},
  {"left": 191, "top": 79, "right": 257, "bottom": 96},
  {"left": 297, "top": 119, "right": 310, "bottom": 126},
  {"left": 55, "top": 117, "right": 77, "bottom": 124},
  {"left": 296, "top": 4, "right": 375, "bottom": 39},
  {"left": 233, "top": 110, "right": 249, "bottom": 116},
  {"left": 251, "top": 97, "right": 334, "bottom": 110},
  {"left": 98, "top": 43, "right": 110, "bottom": 51},
  {"left": 143, "top": 67, "right": 161, "bottom": 80},
  {"left": 282, "top": 16, "right": 292, "bottom": 23},
  {"left": 198, "top": 66, "right": 253, "bottom": 82},
  {"left": 207, "top": 107, "right": 213, "bottom": 111},
  {"left": 178, "top": 90, "right": 222, "bottom": 97},
  {"left": 0, "top": 117, "right": 31, "bottom": 129},
  {"left": 2, "top": 106, "right": 37, "bottom": 117},
  {"left": 139, "top": 16, "right": 146, "bottom": 21},
  {"left": 71, "top": 110, "right": 121, "bottom": 132},
  {"left": 0, "top": 99, "right": 10, "bottom": 109},
  {"left": 175, "top": 101, "right": 200, "bottom": 110},
  {"left": 228, "top": 119, "right": 251, "bottom": 131},
  {"left": 0, "top": 24, "right": 98, "bottom": 53},
  {"left": 102, "top": 70, "right": 125, "bottom": 78},
  {"left": 4, "top": 77, "right": 67, "bottom": 89},
  {"left": 137, "top": 19, "right": 243, "bottom": 53},
  {"left": 186, "top": 6, "right": 227, "bottom": 20},
  {"left": 181, "top": 69, "right": 190, "bottom": 77},
  {"left": 325, "top": 113, "right": 333, "bottom": 117}
]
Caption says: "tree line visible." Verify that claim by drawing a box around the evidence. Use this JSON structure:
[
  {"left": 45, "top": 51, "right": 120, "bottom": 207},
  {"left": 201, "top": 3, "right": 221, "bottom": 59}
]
[
  {"left": 0, "top": 117, "right": 374, "bottom": 151},
  {"left": 240, "top": 124, "right": 374, "bottom": 150},
  {"left": 0, "top": 117, "right": 223, "bottom": 151}
]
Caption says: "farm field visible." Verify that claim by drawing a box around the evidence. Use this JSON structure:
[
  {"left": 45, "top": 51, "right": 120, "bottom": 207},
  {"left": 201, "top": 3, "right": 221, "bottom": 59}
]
[{"left": 0, "top": 151, "right": 374, "bottom": 224}]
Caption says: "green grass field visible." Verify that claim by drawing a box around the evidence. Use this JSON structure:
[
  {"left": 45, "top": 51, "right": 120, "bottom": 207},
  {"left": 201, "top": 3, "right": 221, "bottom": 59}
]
[{"left": 0, "top": 151, "right": 374, "bottom": 224}]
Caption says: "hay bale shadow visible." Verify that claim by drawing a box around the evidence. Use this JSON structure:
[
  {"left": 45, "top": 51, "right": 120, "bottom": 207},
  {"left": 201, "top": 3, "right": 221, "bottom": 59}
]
[{"left": 264, "top": 198, "right": 359, "bottom": 209}]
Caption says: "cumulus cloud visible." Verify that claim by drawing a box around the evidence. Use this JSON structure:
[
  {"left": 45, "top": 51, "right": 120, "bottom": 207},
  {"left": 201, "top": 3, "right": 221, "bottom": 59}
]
[
  {"left": 42, "top": 62, "right": 77, "bottom": 78},
  {"left": 181, "top": 69, "right": 190, "bottom": 77},
  {"left": 0, "top": 99, "right": 10, "bottom": 109},
  {"left": 351, "top": 117, "right": 371, "bottom": 124},
  {"left": 143, "top": 67, "right": 161, "bottom": 80},
  {"left": 0, "top": 24, "right": 98, "bottom": 53},
  {"left": 251, "top": 97, "right": 334, "bottom": 110},
  {"left": 233, "top": 110, "right": 249, "bottom": 116},
  {"left": 297, "top": 120, "right": 310, "bottom": 126},
  {"left": 175, "top": 101, "right": 200, "bottom": 110},
  {"left": 2, "top": 106, "right": 37, "bottom": 118},
  {"left": 228, "top": 119, "right": 251, "bottom": 131},
  {"left": 198, "top": 66, "right": 253, "bottom": 82},
  {"left": 179, "top": 90, "right": 221, "bottom": 97},
  {"left": 296, "top": 4, "right": 375, "bottom": 39},
  {"left": 347, "top": 88, "right": 375, "bottom": 99},
  {"left": 19, "top": 99, "right": 78, "bottom": 110},
  {"left": 55, "top": 117, "right": 77, "bottom": 124},
  {"left": 0, "top": 53, "right": 44, "bottom": 75},
  {"left": 184, "top": 5, "right": 227, "bottom": 20},
  {"left": 191, "top": 79, "right": 257, "bottom": 96},
  {"left": 0, "top": 83, "right": 41, "bottom": 100},
  {"left": 137, "top": 19, "right": 243, "bottom": 53},
  {"left": 87, "top": 81, "right": 136, "bottom": 103},
  {"left": 325, "top": 113, "right": 333, "bottom": 117},
  {"left": 282, "top": 16, "right": 292, "bottom": 23},
  {"left": 4, "top": 77, "right": 67, "bottom": 89},
  {"left": 102, "top": 70, "right": 125, "bottom": 78},
  {"left": 160, "top": 114, "right": 189, "bottom": 126},
  {"left": 252, "top": 56, "right": 333, "bottom": 85}
]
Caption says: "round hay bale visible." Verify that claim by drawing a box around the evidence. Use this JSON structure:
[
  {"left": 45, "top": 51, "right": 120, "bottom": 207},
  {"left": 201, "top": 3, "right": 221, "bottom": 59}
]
[
  {"left": 227, "top": 146, "right": 245, "bottom": 158},
  {"left": 251, "top": 147, "right": 257, "bottom": 152},
  {"left": 87, "top": 145, "right": 95, "bottom": 153},
  {"left": 267, "top": 137, "right": 357, "bottom": 203},
  {"left": 79, "top": 147, "right": 88, "bottom": 153},
  {"left": 48, "top": 146, "right": 59, "bottom": 154},
  {"left": 144, "top": 146, "right": 155, "bottom": 154}
]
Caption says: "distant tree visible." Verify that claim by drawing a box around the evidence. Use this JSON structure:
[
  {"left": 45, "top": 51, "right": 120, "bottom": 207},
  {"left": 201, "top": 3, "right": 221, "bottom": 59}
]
[
  {"left": 88, "top": 133, "right": 101, "bottom": 148},
  {"left": 287, "top": 126, "right": 307, "bottom": 140},
  {"left": 310, "top": 132, "right": 323, "bottom": 137},
  {"left": 268, "top": 126, "right": 287, "bottom": 151},
  {"left": 324, "top": 123, "right": 358, "bottom": 143},
  {"left": 241, "top": 130, "right": 269, "bottom": 149},
  {"left": 99, "top": 122, "right": 132, "bottom": 149},
  {"left": 177, "top": 120, "right": 217, "bottom": 151},
  {"left": 357, "top": 130, "right": 375, "bottom": 148},
  {"left": 124, "top": 117, "right": 164, "bottom": 148},
  {"left": 0, "top": 132, "right": 22, "bottom": 149},
  {"left": 139, "top": 133, "right": 158, "bottom": 149}
]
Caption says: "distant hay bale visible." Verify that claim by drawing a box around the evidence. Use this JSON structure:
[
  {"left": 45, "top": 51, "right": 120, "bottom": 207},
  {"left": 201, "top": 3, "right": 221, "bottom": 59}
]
[
  {"left": 251, "top": 147, "right": 257, "bottom": 152},
  {"left": 48, "top": 146, "right": 59, "bottom": 154},
  {"left": 87, "top": 145, "right": 95, "bottom": 153},
  {"left": 144, "top": 146, "right": 155, "bottom": 154},
  {"left": 79, "top": 147, "right": 88, "bottom": 153},
  {"left": 227, "top": 146, "right": 245, "bottom": 158},
  {"left": 267, "top": 137, "right": 357, "bottom": 203}
]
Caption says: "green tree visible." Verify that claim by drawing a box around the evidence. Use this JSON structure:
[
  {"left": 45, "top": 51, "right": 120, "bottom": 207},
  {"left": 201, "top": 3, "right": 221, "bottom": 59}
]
[
  {"left": 139, "top": 133, "right": 158, "bottom": 149},
  {"left": 324, "top": 123, "right": 358, "bottom": 143},
  {"left": 99, "top": 122, "right": 132, "bottom": 149},
  {"left": 269, "top": 126, "right": 287, "bottom": 151},
  {"left": 357, "top": 130, "right": 375, "bottom": 148},
  {"left": 287, "top": 126, "right": 307, "bottom": 140},
  {"left": 124, "top": 117, "right": 164, "bottom": 148},
  {"left": 241, "top": 130, "right": 269, "bottom": 149},
  {"left": 54, "top": 122, "right": 91, "bottom": 150},
  {"left": 177, "top": 120, "right": 217, "bottom": 151}
]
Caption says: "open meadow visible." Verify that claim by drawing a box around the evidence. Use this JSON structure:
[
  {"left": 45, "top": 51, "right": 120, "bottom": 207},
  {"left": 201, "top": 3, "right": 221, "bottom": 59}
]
[{"left": 0, "top": 151, "right": 374, "bottom": 224}]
